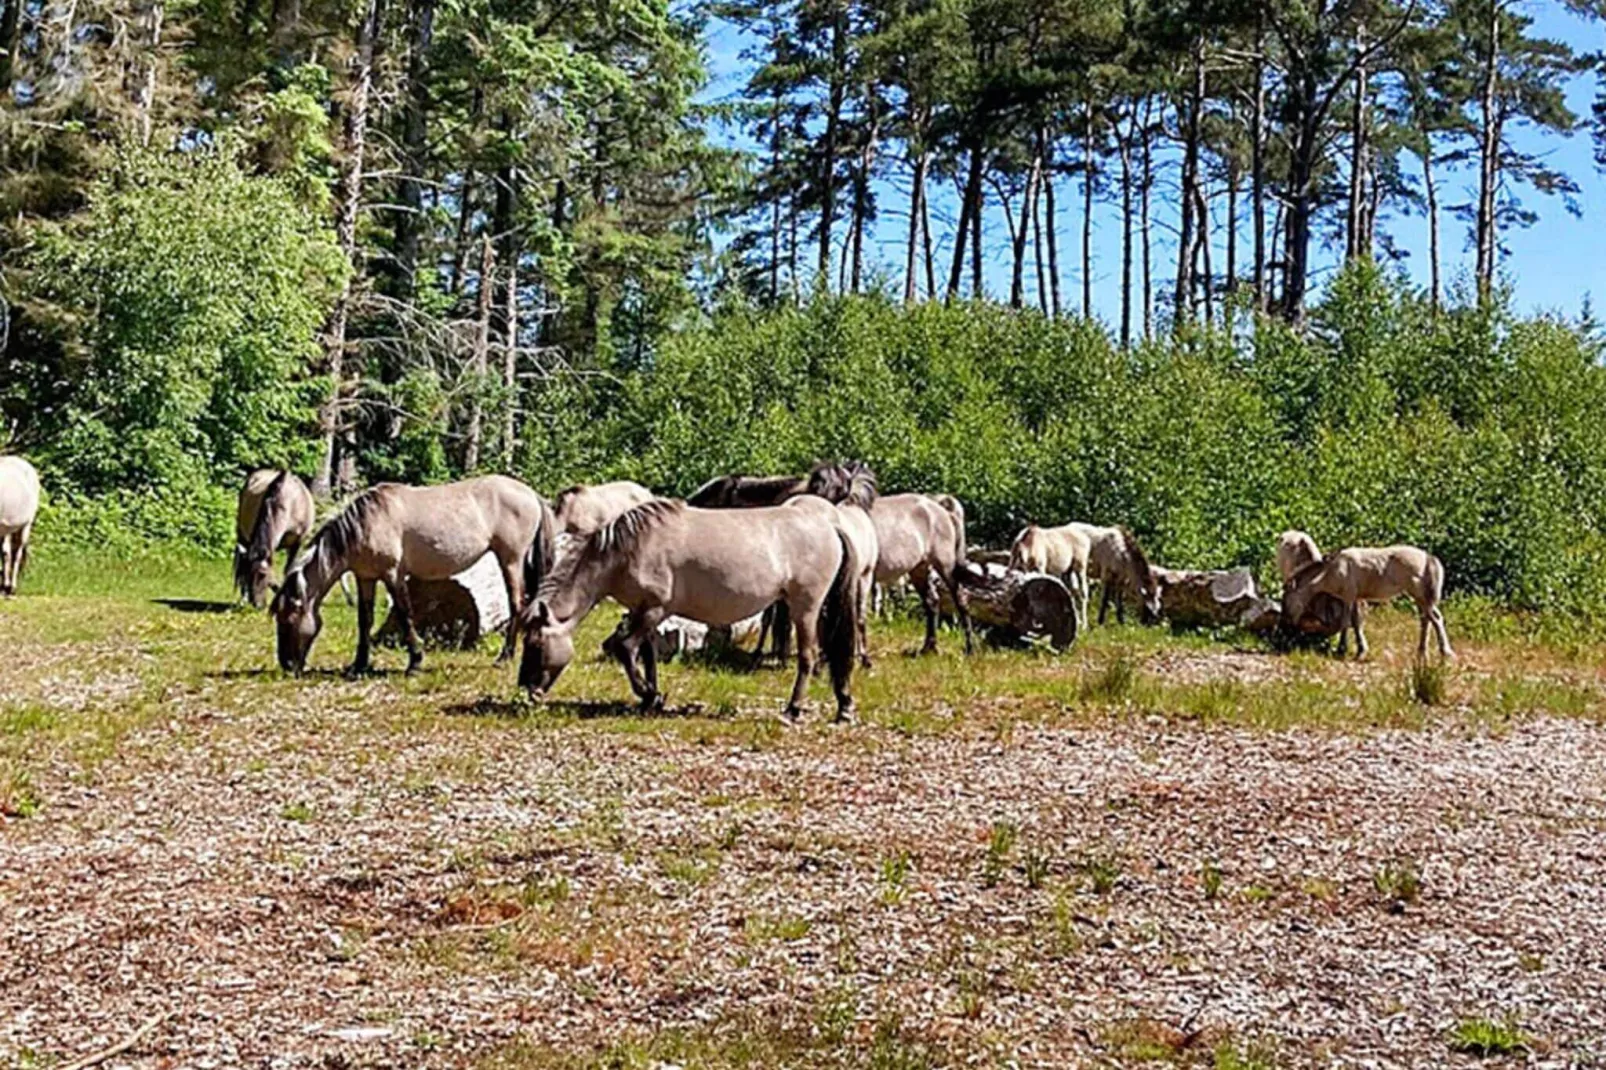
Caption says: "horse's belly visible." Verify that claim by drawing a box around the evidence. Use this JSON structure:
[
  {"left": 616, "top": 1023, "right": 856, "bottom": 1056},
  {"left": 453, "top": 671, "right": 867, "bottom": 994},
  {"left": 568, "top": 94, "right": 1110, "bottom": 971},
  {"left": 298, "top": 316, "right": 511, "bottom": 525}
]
[
  {"left": 662, "top": 560, "right": 785, "bottom": 626},
  {"left": 402, "top": 529, "right": 496, "bottom": 580}
]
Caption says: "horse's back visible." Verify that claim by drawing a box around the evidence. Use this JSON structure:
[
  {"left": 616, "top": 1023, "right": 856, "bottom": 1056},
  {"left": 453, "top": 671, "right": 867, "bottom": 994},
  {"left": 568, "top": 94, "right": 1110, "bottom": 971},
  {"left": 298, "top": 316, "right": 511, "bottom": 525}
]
[
  {"left": 379, "top": 476, "right": 543, "bottom": 577},
  {"left": 869, "top": 494, "right": 949, "bottom": 579},
  {"left": 0, "top": 456, "right": 40, "bottom": 530},
  {"left": 235, "top": 468, "right": 281, "bottom": 539},
  {"left": 556, "top": 480, "right": 653, "bottom": 536}
]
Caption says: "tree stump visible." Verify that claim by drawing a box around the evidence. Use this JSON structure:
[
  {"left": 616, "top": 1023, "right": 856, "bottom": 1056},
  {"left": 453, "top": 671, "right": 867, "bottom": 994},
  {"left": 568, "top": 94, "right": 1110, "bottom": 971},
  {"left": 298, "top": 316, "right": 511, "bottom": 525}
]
[
  {"left": 1151, "top": 565, "right": 1348, "bottom": 641},
  {"left": 376, "top": 553, "right": 510, "bottom": 650},
  {"left": 944, "top": 561, "right": 1077, "bottom": 650}
]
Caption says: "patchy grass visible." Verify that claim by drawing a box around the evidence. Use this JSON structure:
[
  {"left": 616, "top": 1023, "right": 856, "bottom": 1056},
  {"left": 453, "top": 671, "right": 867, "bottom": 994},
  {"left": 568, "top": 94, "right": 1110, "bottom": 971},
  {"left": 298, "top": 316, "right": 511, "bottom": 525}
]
[{"left": 1447, "top": 1016, "right": 1530, "bottom": 1057}]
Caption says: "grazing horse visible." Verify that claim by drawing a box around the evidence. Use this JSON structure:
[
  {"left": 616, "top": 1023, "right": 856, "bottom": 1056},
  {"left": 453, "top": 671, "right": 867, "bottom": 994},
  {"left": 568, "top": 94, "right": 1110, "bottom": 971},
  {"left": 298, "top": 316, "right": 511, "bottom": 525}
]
[
  {"left": 1010, "top": 524, "right": 1092, "bottom": 631},
  {"left": 235, "top": 469, "right": 315, "bottom": 607},
  {"left": 1283, "top": 545, "right": 1452, "bottom": 661},
  {"left": 272, "top": 476, "right": 554, "bottom": 676},
  {"left": 789, "top": 465, "right": 880, "bottom": 666},
  {"left": 868, "top": 493, "right": 973, "bottom": 655},
  {"left": 1276, "top": 530, "right": 1322, "bottom": 584},
  {"left": 519, "top": 499, "right": 861, "bottom": 721},
  {"left": 1062, "top": 523, "right": 1161, "bottom": 626},
  {"left": 0, "top": 455, "right": 40, "bottom": 597},
  {"left": 552, "top": 480, "right": 654, "bottom": 538}
]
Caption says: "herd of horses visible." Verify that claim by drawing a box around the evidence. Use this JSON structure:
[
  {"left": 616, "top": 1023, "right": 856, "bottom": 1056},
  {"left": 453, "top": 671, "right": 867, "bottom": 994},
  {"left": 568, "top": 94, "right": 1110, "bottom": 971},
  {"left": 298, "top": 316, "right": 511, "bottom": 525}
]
[{"left": 0, "top": 453, "right": 1455, "bottom": 721}]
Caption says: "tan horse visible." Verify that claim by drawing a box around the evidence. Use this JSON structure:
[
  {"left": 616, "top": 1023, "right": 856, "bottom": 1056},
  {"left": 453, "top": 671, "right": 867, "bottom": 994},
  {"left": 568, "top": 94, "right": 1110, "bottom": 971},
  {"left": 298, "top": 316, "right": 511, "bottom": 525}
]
[
  {"left": 552, "top": 480, "right": 654, "bottom": 537},
  {"left": 1010, "top": 524, "right": 1092, "bottom": 631},
  {"left": 1283, "top": 545, "right": 1452, "bottom": 660},
  {"left": 235, "top": 469, "right": 315, "bottom": 607},
  {"left": 0, "top": 456, "right": 41, "bottom": 596},
  {"left": 1062, "top": 523, "right": 1160, "bottom": 626},
  {"left": 519, "top": 499, "right": 861, "bottom": 721},
  {"left": 788, "top": 495, "right": 879, "bottom": 666},
  {"left": 1276, "top": 530, "right": 1322, "bottom": 584},
  {"left": 272, "top": 476, "right": 554, "bottom": 676},
  {"left": 868, "top": 493, "right": 973, "bottom": 655}
]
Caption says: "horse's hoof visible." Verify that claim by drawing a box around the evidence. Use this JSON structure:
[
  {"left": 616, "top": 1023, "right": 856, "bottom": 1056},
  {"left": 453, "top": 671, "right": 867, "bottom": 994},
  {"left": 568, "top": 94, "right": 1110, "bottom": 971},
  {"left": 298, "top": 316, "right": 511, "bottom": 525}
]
[
  {"left": 834, "top": 703, "right": 857, "bottom": 725},
  {"left": 344, "top": 663, "right": 370, "bottom": 680},
  {"left": 639, "top": 693, "right": 666, "bottom": 714},
  {"left": 781, "top": 704, "right": 804, "bottom": 723},
  {"left": 405, "top": 659, "right": 423, "bottom": 677},
  {"left": 859, "top": 655, "right": 874, "bottom": 671}
]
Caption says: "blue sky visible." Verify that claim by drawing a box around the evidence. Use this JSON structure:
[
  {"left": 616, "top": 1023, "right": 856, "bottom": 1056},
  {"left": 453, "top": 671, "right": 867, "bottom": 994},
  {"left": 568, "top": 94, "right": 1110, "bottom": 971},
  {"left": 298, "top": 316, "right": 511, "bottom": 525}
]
[{"left": 699, "top": 3, "right": 1605, "bottom": 323}]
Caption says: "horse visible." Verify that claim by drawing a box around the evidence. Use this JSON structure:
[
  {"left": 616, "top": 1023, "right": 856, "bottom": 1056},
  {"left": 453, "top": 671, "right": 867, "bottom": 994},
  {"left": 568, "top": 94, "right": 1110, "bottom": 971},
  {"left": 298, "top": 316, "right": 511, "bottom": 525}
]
[
  {"left": 788, "top": 466, "right": 879, "bottom": 666},
  {"left": 552, "top": 480, "right": 654, "bottom": 538},
  {"left": 1282, "top": 545, "right": 1452, "bottom": 661},
  {"left": 271, "top": 475, "right": 554, "bottom": 676},
  {"left": 1276, "top": 529, "right": 1322, "bottom": 584},
  {"left": 518, "top": 499, "right": 861, "bottom": 721},
  {"left": 235, "top": 469, "right": 315, "bottom": 608},
  {"left": 0, "top": 455, "right": 40, "bottom": 597},
  {"left": 1061, "top": 523, "right": 1161, "bottom": 626},
  {"left": 867, "top": 493, "right": 973, "bottom": 655},
  {"left": 687, "top": 472, "right": 808, "bottom": 509},
  {"left": 1010, "top": 524, "right": 1092, "bottom": 631}
]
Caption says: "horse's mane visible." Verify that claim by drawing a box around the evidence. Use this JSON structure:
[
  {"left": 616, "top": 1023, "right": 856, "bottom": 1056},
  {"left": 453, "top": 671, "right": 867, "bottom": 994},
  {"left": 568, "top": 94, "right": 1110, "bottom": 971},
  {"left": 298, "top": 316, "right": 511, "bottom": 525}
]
[
  {"left": 537, "top": 498, "right": 686, "bottom": 601},
  {"left": 689, "top": 472, "right": 805, "bottom": 508},
  {"left": 298, "top": 487, "right": 387, "bottom": 576},
  {"left": 808, "top": 459, "right": 879, "bottom": 510},
  {"left": 236, "top": 470, "right": 293, "bottom": 598},
  {"left": 1119, "top": 526, "right": 1156, "bottom": 587}
]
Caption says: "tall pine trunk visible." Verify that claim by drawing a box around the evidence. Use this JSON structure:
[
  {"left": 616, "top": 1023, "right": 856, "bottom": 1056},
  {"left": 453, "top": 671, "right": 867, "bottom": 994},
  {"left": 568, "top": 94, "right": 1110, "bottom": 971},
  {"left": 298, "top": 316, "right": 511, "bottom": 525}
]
[
  {"left": 502, "top": 262, "right": 518, "bottom": 469},
  {"left": 128, "top": 0, "right": 163, "bottom": 146},
  {"left": 1119, "top": 109, "right": 1134, "bottom": 347},
  {"left": 1345, "top": 23, "right": 1370, "bottom": 262},
  {"left": 394, "top": 0, "right": 435, "bottom": 289},
  {"left": 1044, "top": 149, "right": 1061, "bottom": 318},
  {"left": 464, "top": 236, "right": 494, "bottom": 474},
  {"left": 314, "top": 0, "right": 384, "bottom": 498},
  {"left": 1174, "top": 41, "right": 1204, "bottom": 327},
  {"left": 1140, "top": 97, "right": 1154, "bottom": 341},
  {"left": 1010, "top": 146, "right": 1042, "bottom": 308},
  {"left": 1423, "top": 136, "right": 1441, "bottom": 314},
  {"left": 947, "top": 140, "right": 983, "bottom": 300},
  {"left": 905, "top": 143, "right": 928, "bottom": 303},
  {"left": 1081, "top": 99, "right": 1094, "bottom": 319},
  {"left": 818, "top": 1, "right": 846, "bottom": 284},
  {"left": 1251, "top": 12, "right": 1267, "bottom": 310},
  {"left": 1475, "top": 0, "right": 1501, "bottom": 304}
]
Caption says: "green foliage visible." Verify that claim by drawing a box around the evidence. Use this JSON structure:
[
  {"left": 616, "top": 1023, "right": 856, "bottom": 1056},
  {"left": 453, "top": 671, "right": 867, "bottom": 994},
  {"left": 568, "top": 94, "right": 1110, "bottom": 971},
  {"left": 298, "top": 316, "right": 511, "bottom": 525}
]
[
  {"left": 1447, "top": 1016, "right": 1529, "bottom": 1057},
  {"left": 529, "top": 267, "right": 1606, "bottom": 615},
  {"left": 7, "top": 145, "right": 345, "bottom": 548}
]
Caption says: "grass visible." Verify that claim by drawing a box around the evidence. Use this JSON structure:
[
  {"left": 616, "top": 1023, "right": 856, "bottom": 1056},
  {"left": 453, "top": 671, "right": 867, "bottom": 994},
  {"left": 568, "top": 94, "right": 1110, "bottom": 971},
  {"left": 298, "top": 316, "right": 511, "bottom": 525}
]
[
  {"left": 1373, "top": 858, "right": 1422, "bottom": 908},
  {"left": 1447, "top": 1016, "right": 1530, "bottom": 1056}
]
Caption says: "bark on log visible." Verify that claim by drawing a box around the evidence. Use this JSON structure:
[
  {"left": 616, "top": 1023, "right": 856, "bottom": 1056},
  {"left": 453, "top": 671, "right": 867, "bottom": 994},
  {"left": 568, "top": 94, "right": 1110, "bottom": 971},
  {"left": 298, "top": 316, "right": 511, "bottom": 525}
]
[
  {"left": 946, "top": 562, "right": 1076, "bottom": 650},
  {"left": 377, "top": 553, "right": 509, "bottom": 649}
]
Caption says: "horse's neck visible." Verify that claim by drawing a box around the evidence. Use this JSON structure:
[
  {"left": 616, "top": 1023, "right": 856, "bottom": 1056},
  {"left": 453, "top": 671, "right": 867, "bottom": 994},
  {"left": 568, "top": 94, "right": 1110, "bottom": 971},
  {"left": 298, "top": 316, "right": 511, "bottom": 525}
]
[
  {"left": 300, "top": 540, "right": 349, "bottom": 606},
  {"left": 549, "top": 554, "right": 614, "bottom": 629}
]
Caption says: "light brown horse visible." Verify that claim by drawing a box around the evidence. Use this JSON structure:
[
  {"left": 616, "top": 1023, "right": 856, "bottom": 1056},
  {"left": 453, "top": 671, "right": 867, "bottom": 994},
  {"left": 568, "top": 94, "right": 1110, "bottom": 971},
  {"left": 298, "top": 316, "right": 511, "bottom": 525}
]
[
  {"left": 519, "top": 499, "right": 861, "bottom": 721},
  {"left": 868, "top": 493, "right": 973, "bottom": 655},
  {"left": 1010, "top": 523, "right": 1092, "bottom": 630},
  {"left": 0, "top": 455, "right": 40, "bottom": 597},
  {"left": 272, "top": 476, "right": 554, "bottom": 676},
  {"left": 1276, "top": 530, "right": 1322, "bottom": 584},
  {"left": 1064, "top": 523, "right": 1161, "bottom": 626},
  {"left": 552, "top": 480, "right": 654, "bottom": 537},
  {"left": 788, "top": 494, "right": 879, "bottom": 667},
  {"left": 235, "top": 468, "right": 315, "bottom": 607},
  {"left": 1283, "top": 545, "right": 1452, "bottom": 660}
]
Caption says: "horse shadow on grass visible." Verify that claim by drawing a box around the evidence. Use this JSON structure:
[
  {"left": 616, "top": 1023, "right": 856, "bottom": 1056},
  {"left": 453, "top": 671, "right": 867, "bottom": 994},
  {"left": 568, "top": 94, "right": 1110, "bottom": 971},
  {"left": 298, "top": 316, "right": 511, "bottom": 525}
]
[
  {"left": 204, "top": 666, "right": 405, "bottom": 682},
  {"left": 153, "top": 598, "right": 240, "bottom": 615},
  {"left": 444, "top": 696, "right": 712, "bottom": 721}
]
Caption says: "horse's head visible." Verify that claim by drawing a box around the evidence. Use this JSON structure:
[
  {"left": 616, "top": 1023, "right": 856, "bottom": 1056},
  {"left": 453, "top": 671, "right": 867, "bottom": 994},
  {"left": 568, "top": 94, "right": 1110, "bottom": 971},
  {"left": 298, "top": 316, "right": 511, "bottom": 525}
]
[
  {"left": 271, "top": 569, "right": 321, "bottom": 675},
  {"left": 247, "top": 554, "right": 274, "bottom": 608},
  {"left": 519, "top": 599, "right": 575, "bottom": 695},
  {"left": 1120, "top": 527, "right": 1164, "bottom": 625}
]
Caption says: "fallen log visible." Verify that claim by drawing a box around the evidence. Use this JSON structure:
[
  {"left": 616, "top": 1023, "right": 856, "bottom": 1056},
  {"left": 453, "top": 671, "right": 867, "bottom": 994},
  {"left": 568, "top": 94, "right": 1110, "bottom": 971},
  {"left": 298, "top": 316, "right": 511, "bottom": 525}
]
[
  {"left": 376, "top": 553, "right": 510, "bottom": 650},
  {"left": 945, "top": 561, "right": 1077, "bottom": 650},
  {"left": 1151, "top": 565, "right": 1349, "bottom": 640}
]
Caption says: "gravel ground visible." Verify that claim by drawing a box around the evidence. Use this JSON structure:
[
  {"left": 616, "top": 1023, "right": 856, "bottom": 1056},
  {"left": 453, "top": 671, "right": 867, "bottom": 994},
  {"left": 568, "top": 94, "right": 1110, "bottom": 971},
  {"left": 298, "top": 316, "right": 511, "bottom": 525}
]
[{"left": 5, "top": 683, "right": 1606, "bottom": 1068}]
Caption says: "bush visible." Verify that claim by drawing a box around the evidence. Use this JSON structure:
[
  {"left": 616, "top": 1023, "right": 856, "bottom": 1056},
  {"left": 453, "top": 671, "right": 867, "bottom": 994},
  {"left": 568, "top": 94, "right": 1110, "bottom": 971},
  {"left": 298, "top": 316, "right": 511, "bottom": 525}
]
[{"left": 522, "top": 266, "right": 1606, "bottom": 616}]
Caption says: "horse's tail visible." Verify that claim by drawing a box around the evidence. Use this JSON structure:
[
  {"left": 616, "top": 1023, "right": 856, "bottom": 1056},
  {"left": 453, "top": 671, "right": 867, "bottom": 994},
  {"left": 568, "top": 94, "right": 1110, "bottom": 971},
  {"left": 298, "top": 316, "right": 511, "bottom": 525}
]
[
  {"left": 233, "top": 543, "right": 254, "bottom": 605},
  {"left": 1426, "top": 552, "right": 1446, "bottom": 605},
  {"left": 523, "top": 495, "right": 558, "bottom": 610},
  {"left": 937, "top": 494, "right": 967, "bottom": 565},
  {"left": 822, "top": 527, "right": 861, "bottom": 713}
]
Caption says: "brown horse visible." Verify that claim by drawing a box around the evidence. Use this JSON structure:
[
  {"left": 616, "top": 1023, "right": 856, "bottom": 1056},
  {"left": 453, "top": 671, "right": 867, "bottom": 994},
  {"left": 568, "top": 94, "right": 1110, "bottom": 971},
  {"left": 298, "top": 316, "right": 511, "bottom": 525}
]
[
  {"left": 687, "top": 472, "right": 808, "bottom": 509},
  {"left": 552, "top": 480, "right": 654, "bottom": 537},
  {"left": 868, "top": 493, "right": 973, "bottom": 655},
  {"left": 1283, "top": 545, "right": 1452, "bottom": 660},
  {"left": 0, "top": 455, "right": 40, "bottom": 596},
  {"left": 519, "top": 499, "right": 861, "bottom": 721},
  {"left": 1062, "top": 523, "right": 1161, "bottom": 626},
  {"left": 235, "top": 469, "right": 315, "bottom": 607},
  {"left": 788, "top": 466, "right": 879, "bottom": 666},
  {"left": 272, "top": 476, "right": 554, "bottom": 676}
]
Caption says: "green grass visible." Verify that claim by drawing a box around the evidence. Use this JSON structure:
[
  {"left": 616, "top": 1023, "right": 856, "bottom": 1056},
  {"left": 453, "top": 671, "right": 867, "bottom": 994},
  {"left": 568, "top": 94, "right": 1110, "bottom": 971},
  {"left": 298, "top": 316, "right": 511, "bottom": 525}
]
[{"left": 1447, "top": 1016, "right": 1529, "bottom": 1056}]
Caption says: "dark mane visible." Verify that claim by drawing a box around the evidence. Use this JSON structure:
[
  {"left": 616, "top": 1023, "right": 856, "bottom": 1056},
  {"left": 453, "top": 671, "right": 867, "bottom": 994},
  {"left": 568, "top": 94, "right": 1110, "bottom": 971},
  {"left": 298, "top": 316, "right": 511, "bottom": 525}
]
[
  {"left": 537, "top": 498, "right": 686, "bottom": 601},
  {"left": 1119, "top": 526, "right": 1156, "bottom": 587},
  {"left": 688, "top": 472, "right": 806, "bottom": 508},
  {"left": 808, "top": 459, "right": 879, "bottom": 510},
  {"left": 301, "top": 488, "right": 388, "bottom": 574},
  {"left": 236, "top": 470, "right": 292, "bottom": 599}
]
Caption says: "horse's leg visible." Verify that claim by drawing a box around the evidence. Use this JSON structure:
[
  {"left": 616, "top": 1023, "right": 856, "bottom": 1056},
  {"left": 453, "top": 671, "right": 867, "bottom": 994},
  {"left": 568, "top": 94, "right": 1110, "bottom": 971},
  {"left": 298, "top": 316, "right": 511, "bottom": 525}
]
[
  {"left": 753, "top": 605, "right": 774, "bottom": 668},
  {"left": 948, "top": 566, "right": 975, "bottom": 655},
  {"left": 915, "top": 566, "right": 940, "bottom": 654},
  {"left": 495, "top": 555, "right": 523, "bottom": 663},
  {"left": 385, "top": 574, "right": 425, "bottom": 675},
  {"left": 1097, "top": 579, "right": 1113, "bottom": 626},
  {"left": 1434, "top": 608, "right": 1453, "bottom": 660},
  {"left": 349, "top": 577, "right": 377, "bottom": 677},
  {"left": 0, "top": 532, "right": 12, "bottom": 595},
  {"left": 785, "top": 599, "right": 821, "bottom": 720},
  {"left": 12, "top": 524, "right": 28, "bottom": 595},
  {"left": 857, "top": 574, "right": 873, "bottom": 669},
  {"left": 1416, "top": 601, "right": 1431, "bottom": 661},
  {"left": 615, "top": 607, "right": 666, "bottom": 711},
  {"left": 772, "top": 601, "right": 793, "bottom": 661},
  {"left": 1352, "top": 602, "right": 1369, "bottom": 659}
]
